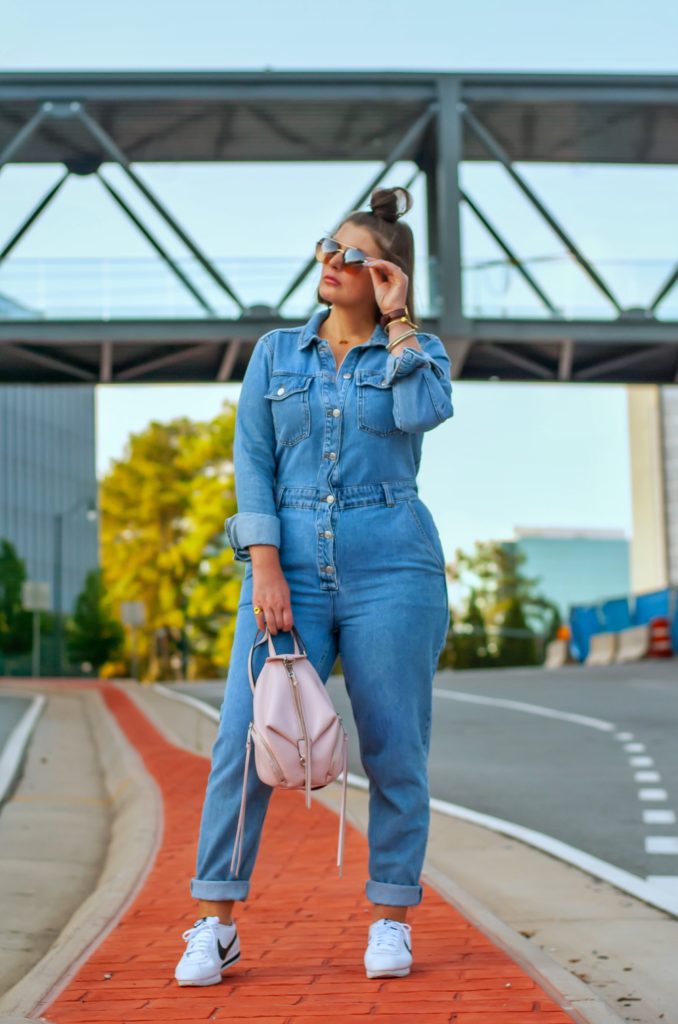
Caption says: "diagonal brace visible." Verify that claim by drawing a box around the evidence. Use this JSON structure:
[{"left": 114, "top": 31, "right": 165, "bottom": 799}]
[
  {"left": 275, "top": 102, "right": 439, "bottom": 312},
  {"left": 460, "top": 103, "right": 623, "bottom": 314}
]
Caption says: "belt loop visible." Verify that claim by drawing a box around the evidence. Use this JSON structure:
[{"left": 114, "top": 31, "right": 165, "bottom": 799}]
[{"left": 382, "top": 482, "right": 395, "bottom": 507}]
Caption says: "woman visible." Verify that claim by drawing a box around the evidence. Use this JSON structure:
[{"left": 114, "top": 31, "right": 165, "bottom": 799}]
[{"left": 175, "top": 185, "right": 454, "bottom": 986}]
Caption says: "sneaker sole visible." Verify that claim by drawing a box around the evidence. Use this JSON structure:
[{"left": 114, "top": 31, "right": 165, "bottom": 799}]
[
  {"left": 365, "top": 965, "right": 411, "bottom": 979},
  {"left": 176, "top": 951, "right": 241, "bottom": 986}
]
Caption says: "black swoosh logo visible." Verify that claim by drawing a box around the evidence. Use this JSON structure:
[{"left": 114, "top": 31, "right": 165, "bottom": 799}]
[{"left": 217, "top": 934, "right": 236, "bottom": 962}]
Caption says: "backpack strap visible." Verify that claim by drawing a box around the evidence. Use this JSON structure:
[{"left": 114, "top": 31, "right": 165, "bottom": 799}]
[
  {"left": 230, "top": 722, "right": 253, "bottom": 877},
  {"left": 247, "top": 627, "right": 271, "bottom": 694},
  {"left": 337, "top": 732, "right": 349, "bottom": 878}
]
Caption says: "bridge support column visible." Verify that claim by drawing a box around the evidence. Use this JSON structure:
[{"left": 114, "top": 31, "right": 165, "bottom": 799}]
[{"left": 627, "top": 385, "right": 678, "bottom": 592}]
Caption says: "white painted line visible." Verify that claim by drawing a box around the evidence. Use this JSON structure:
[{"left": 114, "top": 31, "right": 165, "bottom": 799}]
[
  {"left": 638, "top": 788, "right": 669, "bottom": 801},
  {"left": 647, "top": 876, "right": 678, "bottom": 896},
  {"left": 645, "top": 837, "right": 678, "bottom": 855},
  {"left": 153, "top": 683, "right": 221, "bottom": 723},
  {"left": 432, "top": 689, "right": 615, "bottom": 732},
  {"left": 643, "top": 809, "right": 677, "bottom": 825},
  {"left": 615, "top": 731, "right": 634, "bottom": 741},
  {"left": 624, "top": 742, "right": 646, "bottom": 752},
  {"left": 629, "top": 756, "right": 653, "bottom": 767},
  {"left": 0, "top": 694, "right": 46, "bottom": 803},
  {"left": 634, "top": 770, "right": 662, "bottom": 783},
  {"left": 154, "top": 687, "right": 678, "bottom": 921}
]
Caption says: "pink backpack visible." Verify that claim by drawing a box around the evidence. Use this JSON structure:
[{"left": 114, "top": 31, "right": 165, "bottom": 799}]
[{"left": 230, "top": 625, "right": 349, "bottom": 878}]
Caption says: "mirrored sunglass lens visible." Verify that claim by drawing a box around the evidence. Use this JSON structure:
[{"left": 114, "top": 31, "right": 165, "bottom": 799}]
[{"left": 344, "top": 248, "right": 366, "bottom": 265}]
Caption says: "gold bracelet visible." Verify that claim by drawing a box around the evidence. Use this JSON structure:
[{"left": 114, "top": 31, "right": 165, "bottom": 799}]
[
  {"left": 386, "top": 314, "right": 418, "bottom": 331},
  {"left": 386, "top": 327, "right": 417, "bottom": 353}
]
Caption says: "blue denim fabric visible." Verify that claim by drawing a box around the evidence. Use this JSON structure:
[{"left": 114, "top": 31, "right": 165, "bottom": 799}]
[{"left": 190, "top": 307, "right": 454, "bottom": 907}]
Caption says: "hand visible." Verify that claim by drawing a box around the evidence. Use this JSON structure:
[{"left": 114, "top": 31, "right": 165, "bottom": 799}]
[
  {"left": 365, "top": 257, "right": 409, "bottom": 314},
  {"left": 250, "top": 559, "right": 294, "bottom": 636}
]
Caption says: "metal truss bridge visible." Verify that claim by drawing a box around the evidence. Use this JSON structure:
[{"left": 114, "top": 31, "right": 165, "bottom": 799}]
[{"left": 1, "top": 70, "right": 678, "bottom": 385}]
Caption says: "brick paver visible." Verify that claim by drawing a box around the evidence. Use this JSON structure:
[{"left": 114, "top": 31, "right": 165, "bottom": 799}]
[{"left": 40, "top": 682, "right": 576, "bottom": 1023}]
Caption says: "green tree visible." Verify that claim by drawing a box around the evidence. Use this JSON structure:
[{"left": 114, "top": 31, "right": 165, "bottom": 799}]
[
  {"left": 452, "top": 588, "right": 491, "bottom": 669},
  {"left": 0, "top": 540, "right": 32, "bottom": 656},
  {"left": 100, "top": 404, "right": 242, "bottom": 680},
  {"left": 66, "top": 568, "right": 125, "bottom": 673},
  {"left": 495, "top": 597, "right": 538, "bottom": 667}
]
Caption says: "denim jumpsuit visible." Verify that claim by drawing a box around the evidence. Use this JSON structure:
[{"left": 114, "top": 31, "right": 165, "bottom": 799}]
[{"left": 190, "top": 306, "right": 454, "bottom": 908}]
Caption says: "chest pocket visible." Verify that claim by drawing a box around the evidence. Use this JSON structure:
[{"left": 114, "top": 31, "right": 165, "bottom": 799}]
[
  {"left": 265, "top": 373, "right": 313, "bottom": 445},
  {"left": 356, "top": 370, "right": 400, "bottom": 436}
]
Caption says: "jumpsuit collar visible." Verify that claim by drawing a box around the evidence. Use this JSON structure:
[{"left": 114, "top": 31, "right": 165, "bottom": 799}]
[{"left": 298, "top": 307, "right": 389, "bottom": 350}]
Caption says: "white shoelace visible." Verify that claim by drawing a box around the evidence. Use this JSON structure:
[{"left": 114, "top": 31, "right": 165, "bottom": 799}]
[
  {"left": 370, "top": 919, "right": 408, "bottom": 953},
  {"left": 181, "top": 918, "right": 218, "bottom": 961}
]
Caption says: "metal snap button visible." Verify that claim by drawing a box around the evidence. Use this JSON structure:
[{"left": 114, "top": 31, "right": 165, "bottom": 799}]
[
  {"left": 277, "top": 386, "right": 285, "bottom": 395},
  {"left": 323, "top": 530, "right": 333, "bottom": 538},
  {"left": 332, "top": 408, "right": 341, "bottom": 417},
  {"left": 326, "top": 452, "right": 337, "bottom": 460},
  {"left": 325, "top": 494, "right": 335, "bottom": 503},
  {"left": 343, "top": 372, "right": 352, "bottom": 379},
  {"left": 324, "top": 565, "right": 335, "bottom": 573}
]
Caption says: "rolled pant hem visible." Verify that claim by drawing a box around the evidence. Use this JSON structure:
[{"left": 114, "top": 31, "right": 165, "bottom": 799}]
[
  {"left": 365, "top": 879, "right": 423, "bottom": 907},
  {"left": 190, "top": 877, "right": 251, "bottom": 901}
]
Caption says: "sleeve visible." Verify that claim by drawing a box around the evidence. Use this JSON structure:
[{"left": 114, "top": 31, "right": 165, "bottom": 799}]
[
  {"left": 382, "top": 332, "right": 454, "bottom": 433},
  {"left": 224, "top": 334, "right": 280, "bottom": 562}
]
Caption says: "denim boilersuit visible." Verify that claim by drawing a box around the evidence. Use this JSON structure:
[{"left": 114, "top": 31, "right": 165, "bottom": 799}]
[{"left": 190, "top": 306, "right": 454, "bottom": 907}]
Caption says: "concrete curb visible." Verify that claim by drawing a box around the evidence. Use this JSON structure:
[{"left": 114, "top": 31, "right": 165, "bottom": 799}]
[
  {"left": 140, "top": 681, "right": 625, "bottom": 1024},
  {"left": 421, "top": 863, "right": 624, "bottom": 1024},
  {"left": 0, "top": 685, "right": 163, "bottom": 1022}
]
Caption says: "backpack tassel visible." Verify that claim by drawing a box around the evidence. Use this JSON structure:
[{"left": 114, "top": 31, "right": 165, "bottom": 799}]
[{"left": 230, "top": 723, "right": 252, "bottom": 877}]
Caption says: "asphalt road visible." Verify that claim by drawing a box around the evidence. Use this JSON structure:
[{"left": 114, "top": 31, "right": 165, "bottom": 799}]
[{"left": 175, "top": 659, "right": 678, "bottom": 884}]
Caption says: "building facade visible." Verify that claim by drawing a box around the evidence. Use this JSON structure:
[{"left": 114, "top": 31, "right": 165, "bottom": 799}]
[
  {"left": 0, "top": 384, "right": 99, "bottom": 617},
  {"left": 513, "top": 527, "right": 631, "bottom": 617}
]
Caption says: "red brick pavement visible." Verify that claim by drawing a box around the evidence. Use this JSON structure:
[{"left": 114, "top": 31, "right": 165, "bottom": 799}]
[{"left": 38, "top": 681, "right": 577, "bottom": 1023}]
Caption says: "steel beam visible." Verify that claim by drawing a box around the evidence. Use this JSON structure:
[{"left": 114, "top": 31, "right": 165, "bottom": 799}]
[
  {"left": 0, "top": 342, "right": 96, "bottom": 380},
  {"left": 96, "top": 170, "right": 216, "bottom": 315},
  {"left": 0, "top": 170, "right": 69, "bottom": 263},
  {"left": 275, "top": 102, "right": 438, "bottom": 312},
  {"left": 460, "top": 103, "right": 624, "bottom": 314},
  {"left": 435, "top": 78, "right": 466, "bottom": 334},
  {"left": 115, "top": 342, "right": 215, "bottom": 381},
  {"left": 74, "top": 104, "right": 245, "bottom": 311},
  {"left": 460, "top": 189, "right": 561, "bottom": 316}
]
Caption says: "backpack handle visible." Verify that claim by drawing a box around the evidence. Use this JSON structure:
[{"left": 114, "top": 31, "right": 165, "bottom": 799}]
[{"left": 247, "top": 624, "right": 306, "bottom": 693}]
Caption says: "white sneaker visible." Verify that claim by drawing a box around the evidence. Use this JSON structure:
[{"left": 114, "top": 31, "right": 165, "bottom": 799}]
[
  {"left": 364, "top": 918, "right": 413, "bottom": 978},
  {"left": 175, "top": 915, "right": 240, "bottom": 986}
]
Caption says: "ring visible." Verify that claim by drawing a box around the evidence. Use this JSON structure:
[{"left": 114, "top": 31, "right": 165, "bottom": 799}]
[{"left": 253, "top": 606, "right": 262, "bottom": 614}]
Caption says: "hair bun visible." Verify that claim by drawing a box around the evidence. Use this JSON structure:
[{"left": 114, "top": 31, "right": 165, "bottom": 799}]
[{"left": 369, "top": 186, "right": 413, "bottom": 223}]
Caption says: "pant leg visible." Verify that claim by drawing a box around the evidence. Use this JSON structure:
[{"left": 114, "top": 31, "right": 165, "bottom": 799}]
[
  {"left": 190, "top": 563, "right": 338, "bottom": 902},
  {"left": 334, "top": 498, "right": 450, "bottom": 907}
]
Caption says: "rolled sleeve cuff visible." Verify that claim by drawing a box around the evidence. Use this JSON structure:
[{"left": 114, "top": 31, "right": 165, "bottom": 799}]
[
  {"left": 225, "top": 511, "right": 281, "bottom": 562},
  {"left": 383, "top": 345, "right": 446, "bottom": 385}
]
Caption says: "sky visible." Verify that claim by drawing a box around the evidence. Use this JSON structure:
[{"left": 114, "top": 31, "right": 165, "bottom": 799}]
[{"left": 3, "top": 0, "right": 675, "bottom": 559}]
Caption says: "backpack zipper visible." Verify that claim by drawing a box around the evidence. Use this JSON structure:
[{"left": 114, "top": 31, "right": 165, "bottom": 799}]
[
  {"left": 283, "top": 656, "right": 312, "bottom": 806},
  {"left": 251, "top": 723, "right": 286, "bottom": 783}
]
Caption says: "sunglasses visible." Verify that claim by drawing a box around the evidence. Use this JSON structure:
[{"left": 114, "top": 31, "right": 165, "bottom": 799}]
[{"left": 314, "top": 236, "right": 372, "bottom": 274}]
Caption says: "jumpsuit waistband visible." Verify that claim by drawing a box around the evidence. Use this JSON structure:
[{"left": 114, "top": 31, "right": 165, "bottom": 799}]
[{"left": 275, "top": 479, "right": 419, "bottom": 510}]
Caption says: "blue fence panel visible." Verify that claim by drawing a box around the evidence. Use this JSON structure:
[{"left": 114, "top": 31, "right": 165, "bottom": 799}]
[
  {"left": 633, "top": 588, "right": 671, "bottom": 626},
  {"left": 569, "top": 604, "right": 603, "bottom": 662},
  {"left": 601, "top": 597, "right": 632, "bottom": 632}
]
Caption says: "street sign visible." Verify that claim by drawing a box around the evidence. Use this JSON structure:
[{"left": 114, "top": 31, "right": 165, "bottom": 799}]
[
  {"left": 22, "top": 580, "right": 52, "bottom": 611},
  {"left": 121, "top": 600, "right": 146, "bottom": 626}
]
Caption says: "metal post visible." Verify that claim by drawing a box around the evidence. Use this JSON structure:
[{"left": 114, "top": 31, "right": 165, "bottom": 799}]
[
  {"left": 53, "top": 512, "right": 63, "bottom": 675},
  {"left": 436, "top": 79, "right": 466, "bottom": 335},
  {"left": 32, "top": 610, "right": 41, "bottom": 678}
]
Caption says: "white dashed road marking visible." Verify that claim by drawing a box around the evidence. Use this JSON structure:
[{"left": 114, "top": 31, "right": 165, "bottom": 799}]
[
  {"left": 645, "top": 837, "right": 678, "bottom": 854},
  {"left": 643, "top": 809, "right": 677, "bottom": 824}
]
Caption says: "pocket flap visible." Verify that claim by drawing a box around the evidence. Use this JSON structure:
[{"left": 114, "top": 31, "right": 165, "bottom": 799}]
[
  {"left": 355, "top": 370, "right": 392, "bottom": 390},
  {"left": 265, "top": 374, "right": 313, "bottom": 400}
]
